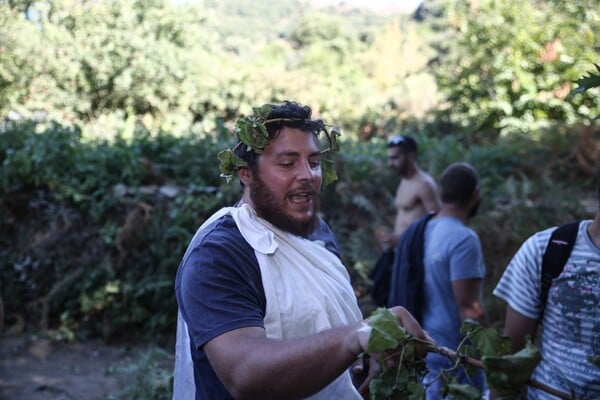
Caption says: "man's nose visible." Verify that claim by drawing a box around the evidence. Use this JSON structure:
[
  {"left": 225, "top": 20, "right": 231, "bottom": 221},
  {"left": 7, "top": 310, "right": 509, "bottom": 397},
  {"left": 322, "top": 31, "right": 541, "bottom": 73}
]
[{"left": 297, "top": 160, "right": 316, "bottom": 180}]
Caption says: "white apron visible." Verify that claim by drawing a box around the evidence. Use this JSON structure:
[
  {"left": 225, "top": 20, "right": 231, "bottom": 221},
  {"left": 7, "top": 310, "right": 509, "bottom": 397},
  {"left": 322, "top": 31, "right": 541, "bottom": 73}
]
[{"left": 173, "top": 204, "right": 363, "bottom": 399}]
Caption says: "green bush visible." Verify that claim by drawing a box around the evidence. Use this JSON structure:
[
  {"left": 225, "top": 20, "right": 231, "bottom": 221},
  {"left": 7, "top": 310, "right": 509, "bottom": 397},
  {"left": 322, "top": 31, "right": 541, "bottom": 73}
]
[
  {"left": 0, "top": 118, "right": 594, "bottom": 341},
  {"left": 0, "top": 120, "right": 236, "bottom": 341}
]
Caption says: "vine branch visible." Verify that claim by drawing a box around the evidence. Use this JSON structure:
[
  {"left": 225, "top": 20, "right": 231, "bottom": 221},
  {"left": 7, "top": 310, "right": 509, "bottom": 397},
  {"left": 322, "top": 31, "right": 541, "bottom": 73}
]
[{"left": 430, "top": 345, "right": 574, "bottom": 400}]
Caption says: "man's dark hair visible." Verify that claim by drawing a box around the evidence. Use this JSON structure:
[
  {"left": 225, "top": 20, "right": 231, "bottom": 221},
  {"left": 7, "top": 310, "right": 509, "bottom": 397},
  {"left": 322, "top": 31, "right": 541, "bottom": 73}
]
[
  {"left": 440, "top": 162, "right": 478, "bottom": 208},
  {"left": 234, "top": 101, "right": 325, "bottom": 170},
  {"left": 387, "top": 135, "right": 417, "bottom": 154}
]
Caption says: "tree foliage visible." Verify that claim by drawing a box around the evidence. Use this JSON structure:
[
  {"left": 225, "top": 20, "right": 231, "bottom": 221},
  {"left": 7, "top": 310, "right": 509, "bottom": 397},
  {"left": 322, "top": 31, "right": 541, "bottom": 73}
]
[
  {"left": 0, "top": 0, "right": 442, "bottom": 137},
  {"left": 1, "top": 0, "right": 227, "bottom": 134},
  {"left": 431, "top": 0, "right": 600, "bottom": 142}
]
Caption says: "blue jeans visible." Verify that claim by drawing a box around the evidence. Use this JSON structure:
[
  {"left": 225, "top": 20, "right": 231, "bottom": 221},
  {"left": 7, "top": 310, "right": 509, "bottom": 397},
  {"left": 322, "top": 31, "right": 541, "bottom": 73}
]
[{"left": 423, "top": 353, "right": 487, "bottom": 399}]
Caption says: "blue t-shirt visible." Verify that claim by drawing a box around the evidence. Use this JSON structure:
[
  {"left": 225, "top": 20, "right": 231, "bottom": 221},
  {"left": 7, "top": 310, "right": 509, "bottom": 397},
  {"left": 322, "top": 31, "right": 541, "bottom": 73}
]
[
  {"left": 421, "top": 216, "right": 487, "bottom": 398},
  {"left": 174, "top": 214, "right": 341, "bottom": 400}
]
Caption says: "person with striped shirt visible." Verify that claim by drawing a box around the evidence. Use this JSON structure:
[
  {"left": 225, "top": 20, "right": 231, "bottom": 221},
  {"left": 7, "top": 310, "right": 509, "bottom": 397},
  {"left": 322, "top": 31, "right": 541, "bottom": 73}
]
[{"left": 493, "top": 174, "right": 600, "bottom": 399}]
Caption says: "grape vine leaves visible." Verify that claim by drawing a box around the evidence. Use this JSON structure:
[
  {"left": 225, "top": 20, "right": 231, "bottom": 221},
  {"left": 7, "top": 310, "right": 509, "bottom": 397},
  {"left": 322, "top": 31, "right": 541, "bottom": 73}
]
[
  {"left": 366, "top": 308, "right": 542, "bottom": 400},
  {"left": 569, "top": 64, "right": 600, "bottom": 98}
]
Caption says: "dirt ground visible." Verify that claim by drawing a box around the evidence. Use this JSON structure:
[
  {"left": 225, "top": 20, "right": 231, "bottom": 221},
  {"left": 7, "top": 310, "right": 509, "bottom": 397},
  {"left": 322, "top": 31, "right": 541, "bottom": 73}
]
[{"left": 0, "top": 332, "right": 173, "bottom": 400}]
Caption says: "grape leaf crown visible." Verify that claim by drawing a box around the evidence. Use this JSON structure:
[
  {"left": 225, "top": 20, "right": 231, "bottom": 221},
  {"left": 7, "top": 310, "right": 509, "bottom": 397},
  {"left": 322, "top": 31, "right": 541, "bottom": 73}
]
[{"left": 217, "top": 104, "right": 341, "bottom": 186}]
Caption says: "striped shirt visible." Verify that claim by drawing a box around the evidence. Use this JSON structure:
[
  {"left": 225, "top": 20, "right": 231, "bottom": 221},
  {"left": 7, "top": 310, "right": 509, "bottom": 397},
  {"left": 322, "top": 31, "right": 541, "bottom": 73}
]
[{"left": 493, "top": 220, "right": 600, "bottom": 399}]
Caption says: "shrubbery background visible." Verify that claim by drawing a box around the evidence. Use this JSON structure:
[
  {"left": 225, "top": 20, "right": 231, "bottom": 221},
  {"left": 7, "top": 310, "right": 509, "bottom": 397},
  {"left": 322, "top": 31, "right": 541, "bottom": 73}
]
[
  {"left": 1, "top": 0, "right": 598, "bottom": 345},
  {"left": 1, "top": 119, "right": 595, "bottom": 343}
]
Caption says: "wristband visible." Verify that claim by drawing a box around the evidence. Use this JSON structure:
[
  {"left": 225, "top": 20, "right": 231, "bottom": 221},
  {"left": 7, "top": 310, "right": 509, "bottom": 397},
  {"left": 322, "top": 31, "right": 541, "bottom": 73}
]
[{"left": 355, "top": 321, "right": 373, "bottom": 355}]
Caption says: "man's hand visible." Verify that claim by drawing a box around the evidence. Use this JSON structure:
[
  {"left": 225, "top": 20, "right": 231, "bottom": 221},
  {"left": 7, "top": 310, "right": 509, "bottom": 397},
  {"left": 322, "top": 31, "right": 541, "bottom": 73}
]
[
  {"left": 350, "top": 306, "right": 431, "bottom": 358},
  {"left": 388, "top": 306, "right": 432, "bottom": 358},
  {"left": 350, "top": 306, "right": 433, "bottom": 398},
  {"left": 351, "top": 354, "right": 381, "bottom": 399}
]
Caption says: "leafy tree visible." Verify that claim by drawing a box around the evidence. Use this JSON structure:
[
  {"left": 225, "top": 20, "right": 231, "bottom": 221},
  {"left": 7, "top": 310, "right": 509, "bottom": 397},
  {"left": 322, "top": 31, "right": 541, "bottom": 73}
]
[
  {"left": 0, "top": 0, "right": 223, "bottom": 133},
  {"left": 2, "top": 0, "right": 448, "bottom": 139},
  {"left": 431, "top": 0, "right": 600, "bottom": 143}
]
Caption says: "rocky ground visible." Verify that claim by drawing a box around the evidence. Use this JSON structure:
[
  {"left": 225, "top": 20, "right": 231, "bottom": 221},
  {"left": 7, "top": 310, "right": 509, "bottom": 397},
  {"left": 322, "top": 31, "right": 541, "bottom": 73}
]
[{"left": 0, "top": 332, "right": 172, "bottom": 400}]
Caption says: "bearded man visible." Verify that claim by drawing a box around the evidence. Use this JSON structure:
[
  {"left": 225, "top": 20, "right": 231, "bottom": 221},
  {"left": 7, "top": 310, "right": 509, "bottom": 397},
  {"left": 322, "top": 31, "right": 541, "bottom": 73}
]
[{"left": 173, "top": 101, "right": 428, "bottom": 400}]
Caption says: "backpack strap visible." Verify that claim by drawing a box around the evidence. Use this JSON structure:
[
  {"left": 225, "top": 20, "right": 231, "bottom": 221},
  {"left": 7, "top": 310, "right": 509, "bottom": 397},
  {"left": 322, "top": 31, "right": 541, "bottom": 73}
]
[{"left": 540, "top": 220, "right": 580, "bottom": 310}]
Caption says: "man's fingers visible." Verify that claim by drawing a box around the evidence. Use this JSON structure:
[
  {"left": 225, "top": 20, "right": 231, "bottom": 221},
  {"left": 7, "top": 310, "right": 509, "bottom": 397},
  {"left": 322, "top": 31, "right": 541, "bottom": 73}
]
[
  {"left": 388, "top": 306, "right": 432, "bottom": 357},
  {"left": 423, "top": 330, "right": 436, "bottom": 346},
  {"left": 358, "top": 356, "right": 381, "bottom": 396}
]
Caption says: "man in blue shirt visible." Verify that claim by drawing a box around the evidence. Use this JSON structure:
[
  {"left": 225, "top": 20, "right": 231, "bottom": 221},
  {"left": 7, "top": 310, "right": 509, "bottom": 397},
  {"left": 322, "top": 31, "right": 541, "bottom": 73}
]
[{"left": 422, "top": 162, "right": 487, "bottom": 399}]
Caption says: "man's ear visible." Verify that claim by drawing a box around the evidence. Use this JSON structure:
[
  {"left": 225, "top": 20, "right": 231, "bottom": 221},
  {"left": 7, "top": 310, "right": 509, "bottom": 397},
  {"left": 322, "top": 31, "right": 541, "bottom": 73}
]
[{"left": 238, "top": 167, "right": 252, "bottom": 186}]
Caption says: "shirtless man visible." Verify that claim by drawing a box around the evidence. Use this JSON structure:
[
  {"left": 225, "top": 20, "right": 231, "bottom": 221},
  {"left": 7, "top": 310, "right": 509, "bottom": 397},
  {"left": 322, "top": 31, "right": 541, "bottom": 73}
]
[
  {"left": 370, "top": 135, "right": 441, "bottom": 306},
  {"left": 384, "top": 135, "right": 441, "bottom": 249}
]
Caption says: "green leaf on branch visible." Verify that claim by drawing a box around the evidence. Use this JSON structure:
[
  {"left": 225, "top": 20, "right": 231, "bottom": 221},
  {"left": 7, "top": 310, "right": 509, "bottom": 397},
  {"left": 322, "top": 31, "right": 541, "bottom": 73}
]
[
  {"left": 456, "top": 344, "right": 482, "bottom": 377},
  {"left": 252, "top": 104, "right": 273, "bottom": 120},
  {"left": 445, "top": 382, "right": 481, "bottom": 400},
  {"left": 407, "top": 381, "right": 426, "bottom": 399},
  {"left": 367, "top": 308, "right": 409, "bottom": 353},
  {"left": 367, "top": 312, "right": 548, "bottom": 400},
  {"left": 437, "top": 371, "right": 482, "bottom": 400},
  {"left": 460, "top": 319, "right": 511, "bottom": 357},
  {"left": 568, "top": 64, "right": 600, "bottom": 98},
  {"left": 482, "top": 341, "right": 541, "bottom": 395},
  {"left": 237, "top": 117, "right": 269, "bottom": 153},
  {"left": 325, "top": 125, "right": 341, "bottom": 154},
  {"left": 369, "top": 376, "right": 395, "bottom": 399},
  {"left": 321, "top": 158, "right": 338, "bottom": 188},
  {"left": 217, "top": 149, "right": 247, "bottom": 182},
  {"left": 369, "top": 367, "right": 426, "bottom": 400},
  {"left": 367, "top": 308, "right": 428, "bottom": 400}
]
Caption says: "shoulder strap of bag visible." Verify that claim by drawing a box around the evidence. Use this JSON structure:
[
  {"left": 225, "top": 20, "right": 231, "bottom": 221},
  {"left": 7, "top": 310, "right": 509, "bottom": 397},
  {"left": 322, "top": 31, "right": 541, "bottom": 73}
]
[{"left": 540, "top": 220, "right": 580, "bottom": 309}]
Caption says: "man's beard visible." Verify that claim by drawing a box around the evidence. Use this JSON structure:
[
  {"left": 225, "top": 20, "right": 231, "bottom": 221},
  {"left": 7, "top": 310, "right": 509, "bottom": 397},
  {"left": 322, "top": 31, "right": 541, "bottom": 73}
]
[
  {"left": 396, "top": 159, "right": 410, "bottom": 177},
  {"left": 250, "top": 173, "right": 320, "bottom": 237}
]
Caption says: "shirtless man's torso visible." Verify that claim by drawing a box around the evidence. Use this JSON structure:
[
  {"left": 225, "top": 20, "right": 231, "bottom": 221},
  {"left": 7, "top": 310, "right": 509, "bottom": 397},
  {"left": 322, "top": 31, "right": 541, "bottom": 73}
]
[
  {"left": 370, "top": 136, "right": 440, "bottom": 306},
  {"left": 393, "top": 170, "right": 440, "bottom": 239},
  {"left": 379, "top": 140, "right": 440, "bottom": 251}
]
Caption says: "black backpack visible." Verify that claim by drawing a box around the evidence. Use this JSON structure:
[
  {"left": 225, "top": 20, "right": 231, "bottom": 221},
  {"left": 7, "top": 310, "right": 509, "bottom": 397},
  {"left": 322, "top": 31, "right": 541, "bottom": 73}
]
[{"left": 539, "top": 220, "right": 581, "bottom": 312}]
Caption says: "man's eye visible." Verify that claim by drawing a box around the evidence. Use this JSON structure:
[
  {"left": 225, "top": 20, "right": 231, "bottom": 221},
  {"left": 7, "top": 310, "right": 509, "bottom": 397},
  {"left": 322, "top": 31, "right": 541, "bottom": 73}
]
[
  {"left": 280, "top": 162, "right": 293, "bottom": 167},
  {"left": 309, "top": 160, "right": 321, "bottom": 168}
]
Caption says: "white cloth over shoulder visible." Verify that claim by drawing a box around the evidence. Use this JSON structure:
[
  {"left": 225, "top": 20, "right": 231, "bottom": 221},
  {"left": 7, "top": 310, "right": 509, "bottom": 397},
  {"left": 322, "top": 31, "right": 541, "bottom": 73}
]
[
  {"left": 173, "top": 311, "right": 195, "bottom": 400},
  {"left": 173, "top": 204, "right": 363, "bottom": 400}
]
